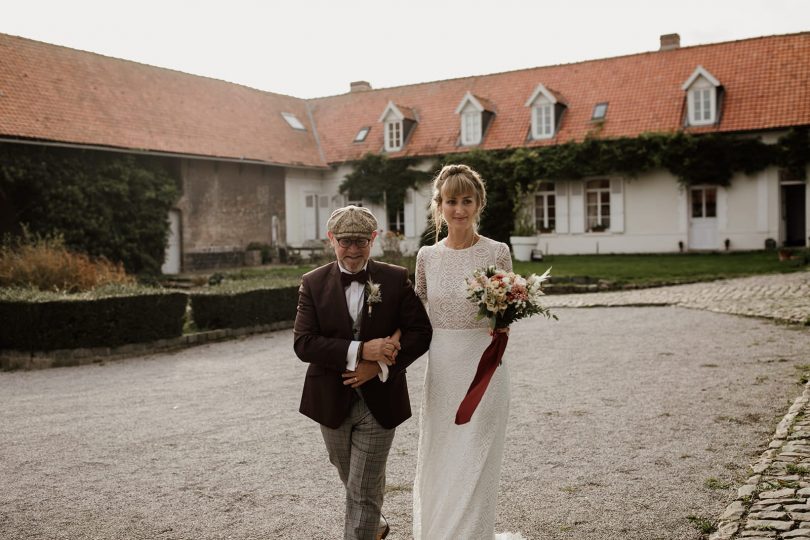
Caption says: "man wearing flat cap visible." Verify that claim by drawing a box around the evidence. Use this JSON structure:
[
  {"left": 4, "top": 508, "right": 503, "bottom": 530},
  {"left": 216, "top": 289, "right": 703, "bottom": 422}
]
[{"left": 294, "top": 205, "right": 432, "bottom": 540}]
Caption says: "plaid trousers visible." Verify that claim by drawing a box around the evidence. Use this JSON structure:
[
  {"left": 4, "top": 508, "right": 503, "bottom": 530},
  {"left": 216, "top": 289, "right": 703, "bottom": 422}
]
[{"left": 321, "top": 395, "right": 395, "bottom": 540}]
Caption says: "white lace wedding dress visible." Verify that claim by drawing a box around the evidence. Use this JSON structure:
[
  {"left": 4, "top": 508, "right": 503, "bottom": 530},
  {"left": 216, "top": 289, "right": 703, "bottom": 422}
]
[{"left": 413, "top": 236, "right": 526, "bottom": 540}]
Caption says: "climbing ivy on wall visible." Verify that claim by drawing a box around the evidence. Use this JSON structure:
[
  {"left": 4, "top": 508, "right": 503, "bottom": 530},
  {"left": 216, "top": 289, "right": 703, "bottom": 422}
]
[{"left": 341, "top": 128, "right": 809, "bottom": 245}]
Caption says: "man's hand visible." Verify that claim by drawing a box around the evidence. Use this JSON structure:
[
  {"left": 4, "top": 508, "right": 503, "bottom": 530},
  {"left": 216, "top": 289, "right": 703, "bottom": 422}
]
[
  {"left": 343, "top": 360, "right": 382, "bottom": 388},
  {"left": 361, "top": 337, "right": 401, "bottom": 365}
]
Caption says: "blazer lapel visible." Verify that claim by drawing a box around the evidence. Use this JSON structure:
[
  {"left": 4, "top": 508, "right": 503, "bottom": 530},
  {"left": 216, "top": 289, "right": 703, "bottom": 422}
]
[{"left": 326, "top": 262, "right": 354, "bottom": 337}]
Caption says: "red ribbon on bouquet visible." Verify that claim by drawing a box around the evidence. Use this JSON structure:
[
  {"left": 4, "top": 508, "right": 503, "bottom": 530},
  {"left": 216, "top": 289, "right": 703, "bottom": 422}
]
[{"left": 455, "top": 331, "right": 509, "bottom": 425}]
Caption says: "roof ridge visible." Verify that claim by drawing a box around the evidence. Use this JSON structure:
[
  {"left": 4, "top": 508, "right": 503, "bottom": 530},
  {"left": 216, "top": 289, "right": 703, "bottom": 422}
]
[
  {"left": 306, "top": 31, "right": 810, "bottom": 102},
  {"left": 1, "top": 31, "right": 308, "bottom": 103}
]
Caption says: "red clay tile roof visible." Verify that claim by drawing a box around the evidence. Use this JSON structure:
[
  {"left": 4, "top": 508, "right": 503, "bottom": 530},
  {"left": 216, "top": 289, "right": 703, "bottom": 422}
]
[
  {"left": 0, "top": 33, "right": 325, "bottom": 167},
  {"left": 311, "top": 32, "right": 810, "bottom": 163},
  {"left": 1, "top": 32, "right": 809, "bottom": 168}
]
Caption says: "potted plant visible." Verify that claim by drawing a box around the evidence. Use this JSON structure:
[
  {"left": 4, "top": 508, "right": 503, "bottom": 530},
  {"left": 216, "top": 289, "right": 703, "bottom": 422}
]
[{"left": 509, "top": 192, "right": 537, "bottom": 262}]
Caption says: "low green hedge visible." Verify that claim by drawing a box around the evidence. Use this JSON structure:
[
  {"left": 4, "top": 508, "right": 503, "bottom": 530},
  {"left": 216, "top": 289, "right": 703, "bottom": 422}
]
[
  {"left": 0, "top": 290, "right": 188, "bottom": 352},
  {"left": 190, "top": 286, "right": 299, "bottom": 330}
]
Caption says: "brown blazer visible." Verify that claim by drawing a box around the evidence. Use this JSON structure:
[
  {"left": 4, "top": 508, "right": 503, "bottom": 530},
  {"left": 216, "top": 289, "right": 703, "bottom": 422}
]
[{"left": 294, "top": 259, "right": 432, "bottom": 429}]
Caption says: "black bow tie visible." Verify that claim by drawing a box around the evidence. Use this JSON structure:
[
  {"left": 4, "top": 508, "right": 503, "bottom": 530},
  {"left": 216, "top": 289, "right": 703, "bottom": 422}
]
[{"left": 341, "top": 269, "right": 368, "bottom": 288}]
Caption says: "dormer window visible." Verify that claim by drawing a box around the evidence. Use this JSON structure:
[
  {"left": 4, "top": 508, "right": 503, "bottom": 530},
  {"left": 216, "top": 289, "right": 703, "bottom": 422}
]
[
  {"left": 454, "top": 92, "right": 495, "bottom": 146},
  {"left": 462, "top": 110, "right": 481, "bottom": 145},
  {"left": 386, "top": 121, "right": 402, "bottom": 150},
  {"left": 378, "top": 101, "right": 417, "bottom": 152},
  {"left": 682, "top": 66, "right": 721, "bottom": 126},
  {"left": 525, "top": 84, "right": 566, "bottom": 140}
]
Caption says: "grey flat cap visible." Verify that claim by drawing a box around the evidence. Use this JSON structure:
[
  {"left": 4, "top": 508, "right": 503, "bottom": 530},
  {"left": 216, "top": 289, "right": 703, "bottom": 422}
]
[{"left": 327, "top": 205, "right": 378, "bottom": 239}]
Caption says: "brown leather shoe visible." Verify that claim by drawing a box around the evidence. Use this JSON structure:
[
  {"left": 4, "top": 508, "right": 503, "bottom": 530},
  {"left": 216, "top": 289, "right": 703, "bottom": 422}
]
[{"left": 376, "top": 515, "right": 390, "bottom": 540}]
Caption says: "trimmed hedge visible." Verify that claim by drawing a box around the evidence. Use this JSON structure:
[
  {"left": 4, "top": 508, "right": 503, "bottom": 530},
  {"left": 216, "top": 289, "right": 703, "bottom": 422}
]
[
  {"left": 190, "top": 286, "right": 299, "bottom": 330},
  {"left": 0, "top": 292, "right": 187, "bottom": 352}
]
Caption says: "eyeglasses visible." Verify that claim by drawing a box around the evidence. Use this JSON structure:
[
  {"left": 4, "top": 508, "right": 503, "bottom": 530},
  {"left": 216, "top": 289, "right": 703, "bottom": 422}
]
[{"left": 336, "top": 237, "right": 370, "bottom": 248}]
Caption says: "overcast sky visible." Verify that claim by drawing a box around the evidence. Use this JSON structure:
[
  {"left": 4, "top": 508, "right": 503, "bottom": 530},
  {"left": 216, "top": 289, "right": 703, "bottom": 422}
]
[{"left": 2, "top": 0, "right": 808, "bottom": 99}]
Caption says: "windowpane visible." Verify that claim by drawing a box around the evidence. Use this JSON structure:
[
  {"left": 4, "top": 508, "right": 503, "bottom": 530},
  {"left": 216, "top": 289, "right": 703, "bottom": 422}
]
[
  {"left": 705, "top": 188, "right": 717, "bottom": 217},
  {"left": 691, "top": 189, "right": 704, "bottom": 218}
]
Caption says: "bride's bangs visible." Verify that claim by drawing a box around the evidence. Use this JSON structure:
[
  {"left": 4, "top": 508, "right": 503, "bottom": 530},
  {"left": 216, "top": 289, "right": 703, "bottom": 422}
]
[{"left": 442, "top": 175, "right": 479, "bottom": 201}]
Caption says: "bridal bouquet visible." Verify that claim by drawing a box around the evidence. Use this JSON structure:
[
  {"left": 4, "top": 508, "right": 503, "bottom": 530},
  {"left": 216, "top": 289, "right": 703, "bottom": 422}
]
[
  {"left": 456, "top": 266, "right": 555, "bottom": 425},
  {"left": 465, "top": 266, "right": 556, "bottom": 330}
]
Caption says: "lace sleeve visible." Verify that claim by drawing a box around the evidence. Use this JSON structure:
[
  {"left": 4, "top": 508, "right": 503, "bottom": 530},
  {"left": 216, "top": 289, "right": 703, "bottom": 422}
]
[
  {"left": 496, "top": 242, "right": 513, "bottom": 272},
  {"left": 415, "top": 247, "right": 428, "bottom": 303}
]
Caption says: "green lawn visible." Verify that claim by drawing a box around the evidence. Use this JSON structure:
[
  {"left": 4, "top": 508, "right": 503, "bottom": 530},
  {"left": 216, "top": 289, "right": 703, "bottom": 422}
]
[
  {"left": 513, "top": 250, "right": 808, "bottom": 286},
  {"left": 192, "top": 249, "right": 808, "bottom": 291}
]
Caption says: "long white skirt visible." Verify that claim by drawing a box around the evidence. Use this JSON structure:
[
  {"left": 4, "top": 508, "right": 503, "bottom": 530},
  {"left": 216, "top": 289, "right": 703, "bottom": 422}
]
[{"left": 413, "top": 328, "right": 524, "bottom": 540}]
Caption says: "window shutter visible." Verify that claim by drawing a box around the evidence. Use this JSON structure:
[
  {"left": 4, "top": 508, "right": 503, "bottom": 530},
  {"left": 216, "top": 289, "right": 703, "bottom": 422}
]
[
  {"left": 554, "top": 181, "right": 569, "bottom": 233},
  {"left": 609, "top": 178, "right": 624, "bottom": 233},
  {"left": 569, "top": 181, "right": 585, "bottom": 233},
  {"left": 404, "top": 189, "right": 415, "bottom": 237}
]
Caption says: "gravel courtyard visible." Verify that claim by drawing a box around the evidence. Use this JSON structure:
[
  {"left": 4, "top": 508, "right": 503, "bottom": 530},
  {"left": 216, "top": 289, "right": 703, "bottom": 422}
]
[{"left": 2, "top": 303, "right": 810, "bottom": 539}]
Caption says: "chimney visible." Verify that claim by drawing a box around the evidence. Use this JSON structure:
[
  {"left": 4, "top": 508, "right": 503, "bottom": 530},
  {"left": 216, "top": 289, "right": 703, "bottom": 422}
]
[
  {"left": 659, "top": 33, "right": 680, "bottom": 51},
  {"left": 350, "top": 81, "right": 372, "bottom": 93}
]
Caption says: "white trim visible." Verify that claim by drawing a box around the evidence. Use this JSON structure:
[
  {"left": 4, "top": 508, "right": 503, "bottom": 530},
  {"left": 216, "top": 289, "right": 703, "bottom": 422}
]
[
  {"left": 555, "top": 182, "right": 569, "bottom": 234},
  {"left": 454, "top": 91, "right": 485, "bottom": 114},
  {"left": 384, "top": 120, "right": 403, "bottom": 151},
  {"left": 524, "top": 83, "right": 558, "bottom": 107},
  {"left": 681, "top": 65, "right": 721, "bottom": 91},
  {"left": 378, "top": 101, "right": 404, "bottom": 123},
  {"left": 460, "top": 107, "right": 482, "bottom": 146},
  {"left": 609, "top": 178, "right": 624, "bottom": 233},
  {"left": 688, "top": 86, "right": 717, "bottom": 126},
  {"left": 569, "top": 180, "right": 585, "bottom": 234},
  {"left": 531, "top": 102, "right": 554, "bottom": 140},
  {"left": 683, "top": 66, "right": 721, "bottom": 126}
]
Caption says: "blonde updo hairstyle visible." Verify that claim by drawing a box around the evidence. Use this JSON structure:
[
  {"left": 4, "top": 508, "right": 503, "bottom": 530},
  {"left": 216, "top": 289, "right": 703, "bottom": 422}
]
[{"left": 429, "top": 164, "right": 487, "bottom": 243}]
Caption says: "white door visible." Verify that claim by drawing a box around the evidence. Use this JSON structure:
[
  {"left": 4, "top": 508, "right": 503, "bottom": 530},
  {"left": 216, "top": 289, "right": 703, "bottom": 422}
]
[
  {"left": 303, "top": 194, "right": 317, "bottom": 241},
  {"left": 161, "top": 209, "right": 181, "bottom": 274},
  {"left": 688, "top": 186, "right": 718, "bottom": 250}
]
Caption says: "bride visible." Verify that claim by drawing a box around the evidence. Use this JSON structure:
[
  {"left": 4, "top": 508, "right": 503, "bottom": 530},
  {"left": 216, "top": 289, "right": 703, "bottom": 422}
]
[{"left": 413, "top": 164, "right": 525, "bottom": 539}]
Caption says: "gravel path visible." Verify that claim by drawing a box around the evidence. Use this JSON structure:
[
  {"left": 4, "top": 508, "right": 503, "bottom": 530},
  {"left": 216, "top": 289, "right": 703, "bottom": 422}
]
[{"left": 2, "top": 303, "right": 810, "bottom": 539}]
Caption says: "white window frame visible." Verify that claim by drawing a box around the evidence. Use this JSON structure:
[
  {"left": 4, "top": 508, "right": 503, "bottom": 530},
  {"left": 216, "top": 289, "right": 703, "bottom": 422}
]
[
  {"left": 534, "top": 182, "right": 556, "bottom": 232},
  {"left": 385, "top": 120, "right": 403, "bottom": 151},
  {"left": 585, "top": 179, "right": 611, "bottom": 232},
  {"left": 461, "top": 110, "right": 482, "bottom": 146},
  {"left": 689, "top": 85, "right": 716, "bottom": 125},
  {"left": 532, "top": 103, "right": 554, "bottom": 139},
  {"left": 682, "top": 66, "right": 720, "bottom": 127}
]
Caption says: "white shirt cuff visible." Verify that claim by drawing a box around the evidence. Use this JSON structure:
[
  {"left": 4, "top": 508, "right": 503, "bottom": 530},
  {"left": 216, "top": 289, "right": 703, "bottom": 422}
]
[
  {"left": 346, "top": 341, "right": 360, "bottom": 371},
  {"left": 377, "top": 361, "right": 389, "bottom": 382}
]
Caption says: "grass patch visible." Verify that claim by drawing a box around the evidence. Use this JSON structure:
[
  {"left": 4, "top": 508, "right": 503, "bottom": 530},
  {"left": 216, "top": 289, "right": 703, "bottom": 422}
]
[
  {"left": 786, "top": 464, "right": 810, "bottom": 475},
  {"left": 514, "top": 250, "right": 807, "bottom": 286},
  {"left": 704, "top": 477, "right": 731, "bottom": 490},
  {"left": 686, "top": 515, "right": 717, "bottom": 534}
]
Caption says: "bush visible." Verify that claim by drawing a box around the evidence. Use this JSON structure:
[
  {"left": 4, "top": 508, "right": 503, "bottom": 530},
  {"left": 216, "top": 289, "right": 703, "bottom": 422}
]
[
  {"left": 0, "top": 231, "right": 134, "bottom": 292},
  {"left": 0, "top": 287, "right": 187, "bottom": 352},
  {"left": 190, "top": 286, "right": 299, "bottom": 330},
  {"left": 0, "top": 143, "right": 178, "bottom": 274}
]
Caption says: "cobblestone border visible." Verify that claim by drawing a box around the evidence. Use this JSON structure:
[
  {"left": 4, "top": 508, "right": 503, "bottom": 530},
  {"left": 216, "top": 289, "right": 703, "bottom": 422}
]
[
  {"left": 711, "top": 383, "right": 810, "bottom": 540},
  {"left": 0, "top": 321, "right": 294, "bottom": 371}
]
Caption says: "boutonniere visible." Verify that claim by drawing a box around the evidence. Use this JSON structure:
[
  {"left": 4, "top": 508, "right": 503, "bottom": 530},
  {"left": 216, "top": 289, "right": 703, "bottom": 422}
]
[{"left": 365, "top": 280, "right": 382, "bottom": 317}]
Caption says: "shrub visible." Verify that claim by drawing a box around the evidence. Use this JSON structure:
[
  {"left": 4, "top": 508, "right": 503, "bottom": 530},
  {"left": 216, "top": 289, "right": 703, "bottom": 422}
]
[
  {"left": 190, "top": 286, "right": 299, "bottom": 330},
  {"left": 0, "top": 231, "right": 134, "bottom": 293},
  {"left": 0, "top": 287, "right": 187, "bottom": 352},
  {"left": 0, "top": 143, "right": 178, "bottom": 274}
]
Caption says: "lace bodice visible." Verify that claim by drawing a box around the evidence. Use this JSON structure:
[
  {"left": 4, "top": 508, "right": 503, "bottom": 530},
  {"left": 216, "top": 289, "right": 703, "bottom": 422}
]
[{"left": 415, "top": 236, "right": 512, "bottom": 330}]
